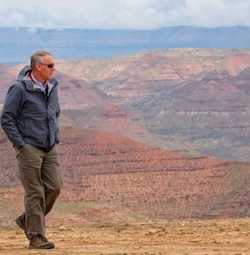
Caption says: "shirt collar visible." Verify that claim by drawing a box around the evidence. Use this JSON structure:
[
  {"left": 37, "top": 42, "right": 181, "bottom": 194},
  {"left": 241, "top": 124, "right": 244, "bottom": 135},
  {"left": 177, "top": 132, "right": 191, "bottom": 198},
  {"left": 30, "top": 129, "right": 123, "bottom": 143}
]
[{"left": 30, "top": 72, "right": 47, "bottom": 91}]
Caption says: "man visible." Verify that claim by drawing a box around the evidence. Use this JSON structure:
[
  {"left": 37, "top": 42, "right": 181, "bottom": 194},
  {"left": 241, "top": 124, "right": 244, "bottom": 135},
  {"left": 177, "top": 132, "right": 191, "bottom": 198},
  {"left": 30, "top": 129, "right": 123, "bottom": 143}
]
[{"left": 1, "top": 50, "right": 62, "bottom": 249}]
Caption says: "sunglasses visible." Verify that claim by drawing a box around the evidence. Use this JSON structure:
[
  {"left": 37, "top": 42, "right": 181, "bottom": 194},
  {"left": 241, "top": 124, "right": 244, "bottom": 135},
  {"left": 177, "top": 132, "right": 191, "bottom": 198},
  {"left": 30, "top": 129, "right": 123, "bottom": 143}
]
[{"left": 39, "top": 63, "right": 55, "bottom": 68}]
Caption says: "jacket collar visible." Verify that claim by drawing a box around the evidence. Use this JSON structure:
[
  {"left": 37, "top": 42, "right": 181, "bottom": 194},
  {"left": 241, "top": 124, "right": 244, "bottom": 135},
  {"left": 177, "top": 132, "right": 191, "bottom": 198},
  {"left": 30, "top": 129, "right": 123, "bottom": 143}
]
[{"left": 17, "top": 65, "right": 57, "bottom": 92}]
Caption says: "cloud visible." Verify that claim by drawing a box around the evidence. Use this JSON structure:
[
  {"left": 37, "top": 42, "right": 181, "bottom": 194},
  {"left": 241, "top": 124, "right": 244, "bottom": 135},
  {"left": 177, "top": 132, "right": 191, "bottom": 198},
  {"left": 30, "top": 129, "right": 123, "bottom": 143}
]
[
  {"left": 169, "top": 0, "right": 250, "bottom": 27},
  {"left": 0, "top": 0, "right": 249, "bottom": 29}
]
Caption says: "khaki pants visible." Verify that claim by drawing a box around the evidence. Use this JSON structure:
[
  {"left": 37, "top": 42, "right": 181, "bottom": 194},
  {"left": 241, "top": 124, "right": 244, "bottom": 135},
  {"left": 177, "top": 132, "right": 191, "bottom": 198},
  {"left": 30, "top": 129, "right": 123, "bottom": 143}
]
[{"left": 16, "top": 143, "right": 62, "bottom": 240}]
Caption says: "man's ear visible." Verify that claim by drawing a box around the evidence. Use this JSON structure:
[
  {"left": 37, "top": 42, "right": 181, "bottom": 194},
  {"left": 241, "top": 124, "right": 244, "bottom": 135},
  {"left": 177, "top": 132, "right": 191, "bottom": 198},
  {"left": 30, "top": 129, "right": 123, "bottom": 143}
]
[{"left": 35, "top": 63, "right": 43, "bottom": 72}]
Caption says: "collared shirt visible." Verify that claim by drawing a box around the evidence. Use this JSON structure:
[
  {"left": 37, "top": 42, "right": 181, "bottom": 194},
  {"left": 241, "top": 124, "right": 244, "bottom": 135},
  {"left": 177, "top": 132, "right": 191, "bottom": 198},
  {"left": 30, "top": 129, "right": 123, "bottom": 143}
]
[{"left": 30, "top": 72, "right": 47, "bottom": 92}]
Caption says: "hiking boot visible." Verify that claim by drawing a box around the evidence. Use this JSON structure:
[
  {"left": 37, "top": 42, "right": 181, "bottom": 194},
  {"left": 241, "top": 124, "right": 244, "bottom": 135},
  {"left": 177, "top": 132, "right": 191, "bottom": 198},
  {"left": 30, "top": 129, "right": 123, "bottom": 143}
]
[
  {"left": 16, "top": 214, "right": 27, "bottom": 237},
  {"left": 29, "top": 235, "right": 55, "bottom": 249}
]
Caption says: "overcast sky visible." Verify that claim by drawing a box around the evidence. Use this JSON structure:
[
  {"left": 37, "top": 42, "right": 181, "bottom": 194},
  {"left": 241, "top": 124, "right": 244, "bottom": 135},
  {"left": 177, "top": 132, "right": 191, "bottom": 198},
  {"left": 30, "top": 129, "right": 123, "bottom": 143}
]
[{"left": 0, "top": 0, "right": 249, "bottom": 30}]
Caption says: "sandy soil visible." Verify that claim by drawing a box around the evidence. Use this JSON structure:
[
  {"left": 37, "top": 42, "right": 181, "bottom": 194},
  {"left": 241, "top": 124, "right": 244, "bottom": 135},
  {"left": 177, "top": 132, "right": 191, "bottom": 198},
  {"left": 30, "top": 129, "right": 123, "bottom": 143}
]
[{"left": 0, "top": 217, "right": 250, "bottom": 255}]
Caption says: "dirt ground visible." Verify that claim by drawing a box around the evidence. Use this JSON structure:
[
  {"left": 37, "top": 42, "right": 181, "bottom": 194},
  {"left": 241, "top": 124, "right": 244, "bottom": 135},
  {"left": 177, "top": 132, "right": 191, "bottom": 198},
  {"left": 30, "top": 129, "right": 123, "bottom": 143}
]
[{"left": 0, "top": 217, "right": 250, "bottom": 255}]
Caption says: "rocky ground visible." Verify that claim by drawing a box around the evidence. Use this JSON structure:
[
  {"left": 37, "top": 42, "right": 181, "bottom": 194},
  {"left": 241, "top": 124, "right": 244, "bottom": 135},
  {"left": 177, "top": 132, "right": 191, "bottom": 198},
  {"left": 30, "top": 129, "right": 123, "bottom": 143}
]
[{"left": 0, "top": 217, "right": 250, "bottom": 255}]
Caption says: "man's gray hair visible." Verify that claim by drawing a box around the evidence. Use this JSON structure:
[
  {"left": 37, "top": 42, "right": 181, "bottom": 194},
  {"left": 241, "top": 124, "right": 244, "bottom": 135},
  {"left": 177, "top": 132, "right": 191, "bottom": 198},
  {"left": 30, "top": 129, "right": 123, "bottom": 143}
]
[{"left": 30, "top": 50, "right": 52, "bottom": 70}]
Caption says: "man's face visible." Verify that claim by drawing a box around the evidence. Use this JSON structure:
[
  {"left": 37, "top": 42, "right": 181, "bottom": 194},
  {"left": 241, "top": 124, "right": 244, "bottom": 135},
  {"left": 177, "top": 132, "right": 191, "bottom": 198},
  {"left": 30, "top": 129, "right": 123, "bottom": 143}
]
[{"left": 37, "top": 54, "right": 55, "bottom": 81}]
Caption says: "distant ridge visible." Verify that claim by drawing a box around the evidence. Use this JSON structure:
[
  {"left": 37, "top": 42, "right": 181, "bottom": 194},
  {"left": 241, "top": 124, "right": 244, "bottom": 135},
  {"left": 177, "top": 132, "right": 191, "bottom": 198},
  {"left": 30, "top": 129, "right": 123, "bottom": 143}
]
[{"left": 0, "top": 26, "right": 250, "bottom": 64}]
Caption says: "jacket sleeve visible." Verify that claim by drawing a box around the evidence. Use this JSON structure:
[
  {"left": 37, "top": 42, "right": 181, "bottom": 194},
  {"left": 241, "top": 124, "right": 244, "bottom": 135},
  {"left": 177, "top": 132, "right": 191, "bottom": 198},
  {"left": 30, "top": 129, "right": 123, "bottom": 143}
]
[
  {"left": 0, "top": 83, "right": 25, "bottom": 148},
  {"left": 55, "top": 102, "right": 60, "bottom": 144}
]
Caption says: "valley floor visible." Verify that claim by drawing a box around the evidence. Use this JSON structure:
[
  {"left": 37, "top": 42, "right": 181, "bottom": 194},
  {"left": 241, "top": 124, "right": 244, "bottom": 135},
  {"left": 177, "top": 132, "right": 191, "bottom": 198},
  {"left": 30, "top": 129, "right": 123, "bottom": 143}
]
[{"left": 0, "top": 217, "right": 249, "bottom": 255}]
